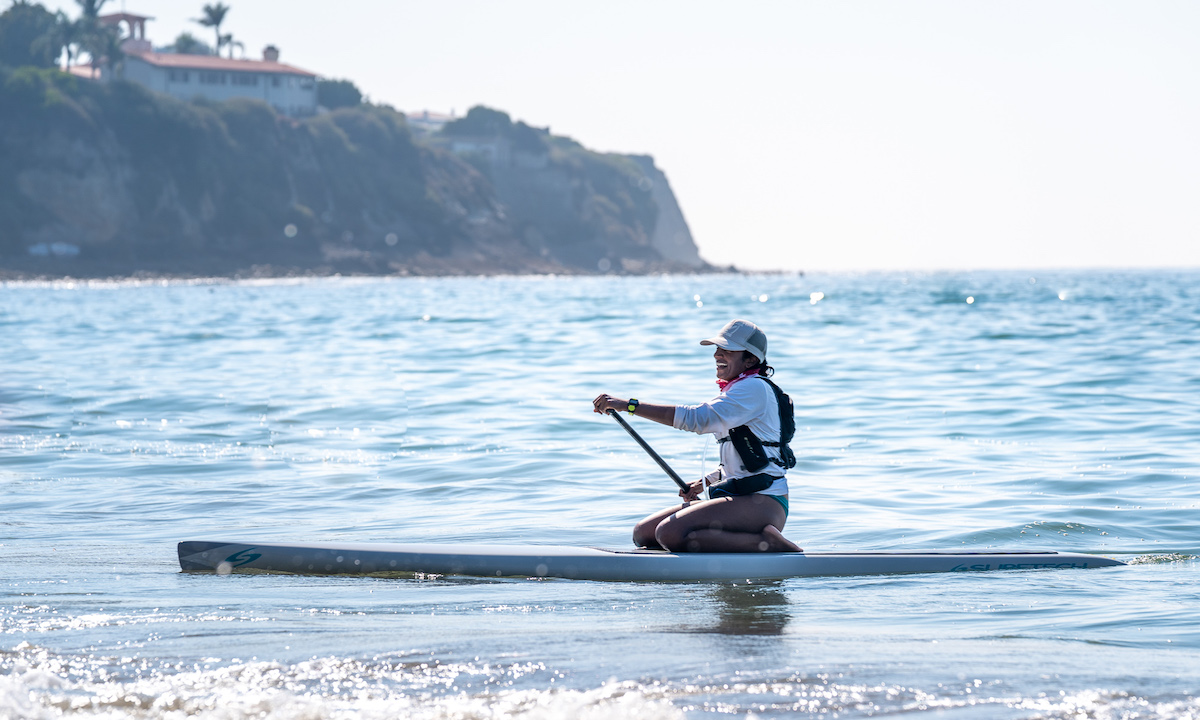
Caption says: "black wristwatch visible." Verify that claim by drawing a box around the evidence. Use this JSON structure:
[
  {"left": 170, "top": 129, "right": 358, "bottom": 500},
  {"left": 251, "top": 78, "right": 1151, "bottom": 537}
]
[{"left": 627, "top": 398, "right": 639, "bottom": 414}]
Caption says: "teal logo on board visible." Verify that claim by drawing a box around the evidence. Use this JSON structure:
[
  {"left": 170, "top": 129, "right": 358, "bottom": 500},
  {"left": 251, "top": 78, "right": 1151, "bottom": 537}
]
[{"left": 225, "top": 548, "right": 262, "bottom": 567}]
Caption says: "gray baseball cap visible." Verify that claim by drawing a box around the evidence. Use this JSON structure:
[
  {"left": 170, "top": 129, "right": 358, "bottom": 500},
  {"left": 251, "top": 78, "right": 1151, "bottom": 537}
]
[{"left": 700, "top": 319, "right": 767, "bottom": 362}]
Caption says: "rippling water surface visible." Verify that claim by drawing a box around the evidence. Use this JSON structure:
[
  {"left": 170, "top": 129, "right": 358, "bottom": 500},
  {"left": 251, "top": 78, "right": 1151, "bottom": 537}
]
[{"left": 2, "top": 271, "right": 1198, "bottom": 718}]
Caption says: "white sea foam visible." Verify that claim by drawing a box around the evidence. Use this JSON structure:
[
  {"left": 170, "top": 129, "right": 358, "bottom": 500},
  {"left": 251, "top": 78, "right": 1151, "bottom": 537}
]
[
  {"left": 0, "top": 650, "right": 685, "bottom": 720},
  {"left": 5, "top": 650, "right": 1199, "bottom": 720}
]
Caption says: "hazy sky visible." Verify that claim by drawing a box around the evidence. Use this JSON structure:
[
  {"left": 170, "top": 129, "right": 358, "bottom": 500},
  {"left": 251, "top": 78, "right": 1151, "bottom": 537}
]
[{"left": 51, "top": 0, "right": 1200, "bottom": 271}]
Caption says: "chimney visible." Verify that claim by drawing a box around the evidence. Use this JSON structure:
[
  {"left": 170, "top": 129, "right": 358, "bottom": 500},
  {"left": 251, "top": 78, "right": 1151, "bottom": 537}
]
[{"left": 263, "top": 45, "right": 280, "bottom": 62}]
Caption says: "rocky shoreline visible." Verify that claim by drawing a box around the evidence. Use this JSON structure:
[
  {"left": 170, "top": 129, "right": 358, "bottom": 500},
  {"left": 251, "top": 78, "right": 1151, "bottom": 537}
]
[{"left": 0, "top": 254, "right": 729, "bottom": 283}]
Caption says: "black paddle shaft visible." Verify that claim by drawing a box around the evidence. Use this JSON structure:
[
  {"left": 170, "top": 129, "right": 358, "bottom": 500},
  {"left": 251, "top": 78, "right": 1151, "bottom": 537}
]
[{"left": 606, "top": 409, "right": 690, "bottom": 491}]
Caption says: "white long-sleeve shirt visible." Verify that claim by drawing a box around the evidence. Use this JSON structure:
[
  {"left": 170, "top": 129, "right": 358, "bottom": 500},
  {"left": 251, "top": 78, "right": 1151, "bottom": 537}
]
[{"left": 672, "top": 375, "right": 789, "bottom": 496}]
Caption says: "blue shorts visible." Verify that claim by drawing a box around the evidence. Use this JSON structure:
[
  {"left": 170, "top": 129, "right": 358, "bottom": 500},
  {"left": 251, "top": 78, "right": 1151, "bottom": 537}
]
[{"left": 762, "top": 493, "right": 788, "bottom": 518}]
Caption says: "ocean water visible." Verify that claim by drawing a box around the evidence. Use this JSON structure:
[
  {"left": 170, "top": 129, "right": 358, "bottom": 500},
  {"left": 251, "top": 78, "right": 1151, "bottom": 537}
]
[{"left": 2, "top": 270, "right": 1198, "bottom": 719}]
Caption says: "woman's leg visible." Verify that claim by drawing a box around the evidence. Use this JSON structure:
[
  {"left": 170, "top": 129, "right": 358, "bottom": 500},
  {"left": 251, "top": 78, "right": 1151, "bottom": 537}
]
[
  {"left": 654, "top": 495, "right": 801, "bottom": 553},
  {"left": 633, "top": 502, "right": 689, "bottom": 549}
]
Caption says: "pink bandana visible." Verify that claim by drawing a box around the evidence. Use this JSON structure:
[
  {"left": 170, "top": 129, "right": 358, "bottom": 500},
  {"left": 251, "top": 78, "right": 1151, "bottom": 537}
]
[{"left": 716, "top": 366, "right": 761, "bottom": 391}]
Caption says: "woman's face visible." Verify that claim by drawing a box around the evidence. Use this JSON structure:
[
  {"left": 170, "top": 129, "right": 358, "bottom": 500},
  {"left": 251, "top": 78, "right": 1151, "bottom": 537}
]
[{"left": 713, "top": 346, "right": 757, "bottom": 382}]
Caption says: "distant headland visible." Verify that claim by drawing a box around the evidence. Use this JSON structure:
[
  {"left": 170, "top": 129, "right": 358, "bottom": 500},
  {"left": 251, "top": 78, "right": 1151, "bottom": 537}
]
[{"left": 0, "top": 2, "right": 713, "bottom": 279}]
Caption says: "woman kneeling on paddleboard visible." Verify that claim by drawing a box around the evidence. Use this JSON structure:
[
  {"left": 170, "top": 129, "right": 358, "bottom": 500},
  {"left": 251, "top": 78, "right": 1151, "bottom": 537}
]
[{"left": 593, "top": 319, "right": 802, "bottom": 553}]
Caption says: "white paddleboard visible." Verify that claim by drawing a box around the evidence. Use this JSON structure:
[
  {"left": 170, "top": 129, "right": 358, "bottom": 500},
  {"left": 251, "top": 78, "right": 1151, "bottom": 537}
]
[{"left": 177, "top": 540, "right": 1125, "bottom": 581}]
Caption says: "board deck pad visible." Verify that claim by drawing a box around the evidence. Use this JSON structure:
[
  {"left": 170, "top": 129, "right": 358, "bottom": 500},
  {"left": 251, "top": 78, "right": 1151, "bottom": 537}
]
[{"left": 177, "top": 540, "right": 1125, "bottom": 582}]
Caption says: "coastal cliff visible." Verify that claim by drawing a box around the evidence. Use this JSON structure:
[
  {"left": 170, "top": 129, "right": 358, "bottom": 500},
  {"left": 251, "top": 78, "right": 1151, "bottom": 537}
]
[{"left": 0, "top": 67, "right": 709, "bottom": 278}]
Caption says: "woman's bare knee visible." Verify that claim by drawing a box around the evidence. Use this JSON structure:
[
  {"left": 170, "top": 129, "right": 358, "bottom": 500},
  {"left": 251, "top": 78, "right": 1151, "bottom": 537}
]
[
  {"left": 653, "top": 521, "right": 681, "bottom": 552},
  {"left": 632, "top": 524, "right": 660, "bottom": 549},
  {"left": 654, "top": 519, "right": 701, "bottom": 552}
]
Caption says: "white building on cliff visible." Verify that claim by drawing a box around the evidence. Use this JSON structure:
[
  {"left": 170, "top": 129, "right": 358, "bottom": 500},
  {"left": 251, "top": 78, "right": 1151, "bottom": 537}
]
[{"left": 99, "top": 12, "right": 319, "bottom": 117}]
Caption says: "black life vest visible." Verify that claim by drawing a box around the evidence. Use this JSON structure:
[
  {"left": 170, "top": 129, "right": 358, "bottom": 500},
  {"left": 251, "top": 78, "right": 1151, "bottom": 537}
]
[{"left": 719, "top": 376, "right": 796, "bottom": 472}]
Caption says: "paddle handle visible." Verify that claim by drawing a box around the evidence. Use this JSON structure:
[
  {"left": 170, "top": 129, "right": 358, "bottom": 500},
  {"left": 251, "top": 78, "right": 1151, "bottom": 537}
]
[{"left": 606, "top": 409, "right": 690, "bottom": 491}]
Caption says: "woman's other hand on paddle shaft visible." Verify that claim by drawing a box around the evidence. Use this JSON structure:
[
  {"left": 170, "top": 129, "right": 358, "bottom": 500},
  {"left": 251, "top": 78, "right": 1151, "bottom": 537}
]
[{"left": 680, "top": 479, "right": 705, "bottom": 502}]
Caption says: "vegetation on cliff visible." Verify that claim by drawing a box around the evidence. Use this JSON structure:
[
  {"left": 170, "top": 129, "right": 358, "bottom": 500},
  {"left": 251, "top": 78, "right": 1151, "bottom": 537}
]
[
  {"left": 0, "top": 0, "right": 129, "bottom": 76},
  {"left": 0, "top": 1, "right": 60, "bottom": 69},
  {"left": 0, "top": 2, "right": 706, "bottom": 277},
  {"left": 1, "top": 65, "right": 530, "bottom": 274}
]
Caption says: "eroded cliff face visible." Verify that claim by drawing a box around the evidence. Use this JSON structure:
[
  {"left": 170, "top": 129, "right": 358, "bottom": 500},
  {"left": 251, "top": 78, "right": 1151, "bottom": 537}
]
[
  {"left": 15, "top": 133, "right": 139, "bottom": 247},
  {"left": 0, "top": 69, "right": 708, "bottom": 277},
  {"left": 633, "top": 157, "right": 704, "bottom": 269}
]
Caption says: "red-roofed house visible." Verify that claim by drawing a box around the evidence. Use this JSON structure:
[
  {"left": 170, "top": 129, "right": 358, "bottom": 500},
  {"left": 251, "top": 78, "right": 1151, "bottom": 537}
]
[
  {"left": 98, "top": 12, "right": 319, "bottom": 117},
  {"left": 122, "top": 48, "right": 318, "bottom": 117}
]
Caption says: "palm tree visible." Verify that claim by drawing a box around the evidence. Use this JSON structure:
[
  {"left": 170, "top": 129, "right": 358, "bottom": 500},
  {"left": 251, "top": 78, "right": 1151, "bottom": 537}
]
[
  {"left": 73, "top": 0, "right": 108, "bottom": 28},
  {"left": 195, "top": 3, "right": 229, "bottom": 57},
  {"left": 69, "top": 0, "right": 109, "bottom": 73},
  {"left": 90, "top": 23, "right": 124, "bottom": 77},
  {"left": 218, "top": 33, "right": 245, "bottom": 59},
  {"left": 221, "top": 34, "right": 244, "bottom": 59},
  {"left": 33, "top": 10, "right": 83, "bottom": 69}
]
